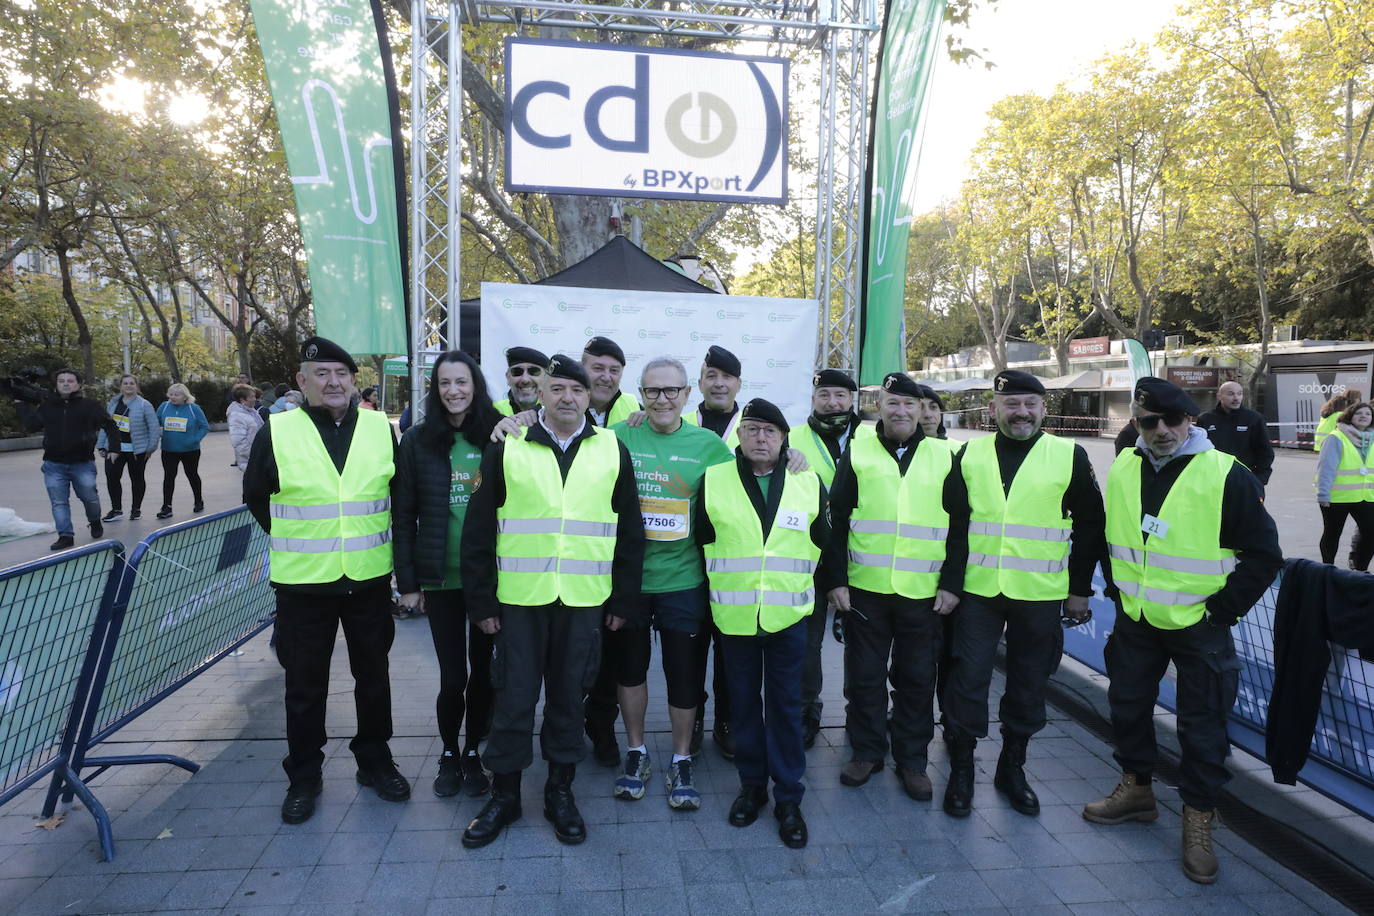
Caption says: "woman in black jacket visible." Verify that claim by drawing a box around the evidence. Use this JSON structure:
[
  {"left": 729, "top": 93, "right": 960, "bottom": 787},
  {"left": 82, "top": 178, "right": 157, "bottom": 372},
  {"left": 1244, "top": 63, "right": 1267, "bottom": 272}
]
[{"left": 393, "top": 350, "right": 503, "bottom": 797}]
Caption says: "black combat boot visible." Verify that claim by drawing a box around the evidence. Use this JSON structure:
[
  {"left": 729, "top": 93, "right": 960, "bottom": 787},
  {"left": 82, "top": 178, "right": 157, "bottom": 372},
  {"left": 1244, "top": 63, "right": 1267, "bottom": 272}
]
[
  {"left": 943, "top": 734, "right": 976, "bottom": 818},
  {"left": 462, "top": 771, "right": 521, "bottom": 848},
  {"left": 544, "top": 762, "right": 587, "bottom": 845},
  {"left": 993, "top": 732, "right": 1040, "bottom": 816}
]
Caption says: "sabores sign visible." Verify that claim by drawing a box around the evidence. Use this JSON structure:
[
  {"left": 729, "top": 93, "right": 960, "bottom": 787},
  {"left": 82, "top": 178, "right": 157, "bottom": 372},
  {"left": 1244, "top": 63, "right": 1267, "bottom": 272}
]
[{"left": 504, "top": 38, "right": 788, "bottom": 205}]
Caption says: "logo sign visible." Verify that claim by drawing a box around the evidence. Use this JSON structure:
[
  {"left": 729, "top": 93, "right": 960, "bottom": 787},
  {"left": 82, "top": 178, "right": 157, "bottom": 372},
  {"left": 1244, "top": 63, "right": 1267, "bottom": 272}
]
[
  {"left": 1166, "top": 367, "right": 1220, "bottom": 389},
  {"left": 1068, "top": 336, "right": 1111, "bottom": 358},
  {"left": 504, "top": 38, "right": 788, "bottom": 204}
]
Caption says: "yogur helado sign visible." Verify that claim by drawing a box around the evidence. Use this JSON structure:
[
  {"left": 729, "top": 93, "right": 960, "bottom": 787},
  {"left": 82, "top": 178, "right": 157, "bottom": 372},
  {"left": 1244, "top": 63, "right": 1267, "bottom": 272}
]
[{"left": 504, "top": 38, "right": 788, "bottom": 204}]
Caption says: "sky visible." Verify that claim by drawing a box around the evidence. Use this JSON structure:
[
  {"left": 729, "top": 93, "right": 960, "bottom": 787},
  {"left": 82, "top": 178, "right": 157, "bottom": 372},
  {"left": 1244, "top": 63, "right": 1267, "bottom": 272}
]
[{"left": 910, "top": 0, "right": 1183, "bottom": 214}]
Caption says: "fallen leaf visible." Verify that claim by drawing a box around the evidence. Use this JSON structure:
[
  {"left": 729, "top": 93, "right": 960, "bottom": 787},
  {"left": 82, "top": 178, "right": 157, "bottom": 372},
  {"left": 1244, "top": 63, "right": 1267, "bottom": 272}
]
[
  {"left": 33, "top": 814, "right": 64, "bottom": 830},
  {"left": 155, "top": 828, "right": 174, "bottom": 839}
]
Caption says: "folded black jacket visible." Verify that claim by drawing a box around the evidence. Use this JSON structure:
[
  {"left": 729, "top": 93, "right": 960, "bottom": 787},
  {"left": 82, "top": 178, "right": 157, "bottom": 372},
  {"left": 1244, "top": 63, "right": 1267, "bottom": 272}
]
[{"left": 1265, "top": 558, "right": 1374, "bottom": 784}]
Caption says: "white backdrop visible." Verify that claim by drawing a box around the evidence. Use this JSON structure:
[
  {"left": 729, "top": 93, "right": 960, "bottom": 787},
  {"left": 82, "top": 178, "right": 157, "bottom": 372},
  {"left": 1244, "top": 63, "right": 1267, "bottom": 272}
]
[{"left": 480, "top": 282, "right": 820, "bottom": 423}]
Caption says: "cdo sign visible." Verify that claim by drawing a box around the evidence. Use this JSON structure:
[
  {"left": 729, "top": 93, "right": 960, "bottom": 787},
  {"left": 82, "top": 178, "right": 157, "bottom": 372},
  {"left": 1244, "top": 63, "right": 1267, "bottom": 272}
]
[{"left": 504, "top": 38, "right": 788, "bottom": 204}]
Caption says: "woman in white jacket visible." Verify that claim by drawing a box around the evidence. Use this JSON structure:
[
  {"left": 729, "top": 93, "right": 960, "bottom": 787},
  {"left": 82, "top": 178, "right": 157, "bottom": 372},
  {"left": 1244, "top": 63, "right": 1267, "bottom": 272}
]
[{"left": 227, "top": 383, "right": 264, "bottom": 472}]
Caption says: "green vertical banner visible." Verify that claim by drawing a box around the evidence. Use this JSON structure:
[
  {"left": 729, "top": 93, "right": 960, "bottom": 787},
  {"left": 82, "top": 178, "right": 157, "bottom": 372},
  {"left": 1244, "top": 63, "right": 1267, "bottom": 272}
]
[
  {"left": 1124, "top": 338, "right": 1154, "bottom": 381},
  {"left": 249, "top": 0, "right": 407, "bottom": 356},
  {"left": 859, "top": 0, "right": 947, "bottom": 384}
]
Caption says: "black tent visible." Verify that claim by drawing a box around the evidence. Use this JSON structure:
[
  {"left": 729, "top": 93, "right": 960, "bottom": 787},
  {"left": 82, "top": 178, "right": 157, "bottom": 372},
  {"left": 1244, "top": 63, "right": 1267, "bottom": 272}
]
[{"left": 456, "top": 236, "right": 716, "bottom": 355}]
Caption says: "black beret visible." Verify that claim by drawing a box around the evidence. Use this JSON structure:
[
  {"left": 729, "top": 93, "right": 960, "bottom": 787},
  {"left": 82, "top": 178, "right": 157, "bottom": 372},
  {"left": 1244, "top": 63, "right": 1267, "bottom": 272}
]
[
  {"left": 703, "top": 345, "right": 742, "bottom": 378},
  {"left": 583, "top": 336, "right": 625, "bottom": 366},
  {"left": 1134, "top": 376, "right": 1199, "bottom": 415},
  {"left": 740, "top": 397, "right": 789, "bottom": 433},
  {"left": 992, "top": 370, "right": 1046, "bottom": 396},
  {"left": 880, "top": 372, "right": 923, "bottom": 398},
  {"left": 812, "top": 368, "right": 857, "bottom": 392},
  {"left": 915, "top": 383, "right": 945, "bottom": 407},
  {"left": 505, "top": 346, "right": 548, "bottom": 367},
  {"left": 299, "top": 336, "right": 357, "bottom": 373},
  {"left": 546, "top": 353, "right": 591, "bottom": 388}
]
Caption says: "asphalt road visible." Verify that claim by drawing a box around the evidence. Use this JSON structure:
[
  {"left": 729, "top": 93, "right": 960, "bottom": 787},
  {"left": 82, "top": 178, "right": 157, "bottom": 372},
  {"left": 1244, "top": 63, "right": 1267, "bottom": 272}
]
[{"left": 0, "top": 427, "right": 1351, "bottom": 574}]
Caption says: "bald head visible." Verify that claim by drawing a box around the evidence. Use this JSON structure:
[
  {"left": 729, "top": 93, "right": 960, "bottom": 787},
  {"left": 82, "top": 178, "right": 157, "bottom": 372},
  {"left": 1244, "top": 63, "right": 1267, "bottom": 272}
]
[{"left": 1217, "top": 381, "right": 1243, "bottom": 411}]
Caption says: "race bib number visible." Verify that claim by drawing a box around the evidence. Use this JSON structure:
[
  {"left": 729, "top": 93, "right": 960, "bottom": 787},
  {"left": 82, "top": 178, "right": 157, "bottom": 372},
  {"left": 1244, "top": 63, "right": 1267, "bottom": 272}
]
[
  {"left": 1141, "top": 514, "right": 1169, "bottom": 539},
  {"left": 113, "top": 414, "right": 131, "bottom": 432},
  {"left": 163, "top": 416, "right": 188, "bottom": 432},
  {"left": 640, "top": 496, "right": 689, "bottom": 541},
  {"left": 776, "top": 509, "right": 808, "bottom": 533}
]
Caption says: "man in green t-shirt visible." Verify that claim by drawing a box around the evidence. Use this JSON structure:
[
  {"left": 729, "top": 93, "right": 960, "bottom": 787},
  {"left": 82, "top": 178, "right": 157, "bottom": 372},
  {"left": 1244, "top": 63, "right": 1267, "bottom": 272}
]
[{"left": 603, "top": 356, "right": 733, "bottom": 809}]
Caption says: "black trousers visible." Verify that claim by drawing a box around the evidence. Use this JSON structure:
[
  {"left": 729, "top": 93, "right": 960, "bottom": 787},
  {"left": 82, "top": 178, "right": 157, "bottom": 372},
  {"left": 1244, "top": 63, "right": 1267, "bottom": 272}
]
[
  {"left": 844, "top": 589, "right": 942, "bottom": 769},
  {"left": 722, "top": 619, "right": 807, "bottom": 802},
  {"left": 485, "top": 603, "right": 603, "bottom": 774},
  {"left": 585, "top": 623, "right": 623, "bottom": 736},
  {"left": 1319, "top": 502, "right": 1374, "bottom": 570},
  {"left": 274, "top": 581, "right": 395, "bottom": 787},
  {"left": 801, "top": 595, "right": 827, "bottom": 722},
  {"left": 943, "top": 594, "right": 1064, "bottom": 741},
  {"left": 105, "top": 451, "right": 150, "bottom": 512},
  {"left": 160, "top": 449, "right": 203, "bottom": 507},
  {"left": 424, "top": 589, "right": 494, "bottom": 753},
  {"left": 1105, "top": 606, "right": 1239, "bottom": 810},
  {"left": 693, "top": 614, "right": 733, "bottom": 726}
]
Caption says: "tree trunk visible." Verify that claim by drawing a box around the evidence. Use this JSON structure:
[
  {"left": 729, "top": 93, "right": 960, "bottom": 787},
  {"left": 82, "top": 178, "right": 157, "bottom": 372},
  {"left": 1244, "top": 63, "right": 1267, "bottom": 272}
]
[
  {"left": 53, "top": 244, "right": 94, "bottom": 380},
  {"left": 1248, "top": 215, "right": 1272, "bottom": 404},
  {"left": 550, "top": 194, "right": 613, "bottom": 267}
]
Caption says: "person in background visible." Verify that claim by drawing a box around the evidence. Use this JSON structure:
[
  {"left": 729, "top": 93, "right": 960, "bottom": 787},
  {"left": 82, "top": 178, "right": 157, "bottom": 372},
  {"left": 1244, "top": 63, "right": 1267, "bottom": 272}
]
[
  {"left": 18, "top": 368, "right": 118, "bottom": 549},
  {"left": 243, "top": 335, "right": 409, "bottom": 825},
  {"left": 359, "top": 387, "right": 380, "bottom": 411},
  {"left": 696, "top": 398, "right": 829, "bottom": 848},
  {"left": 1196, "top": 381, "right": 1274, "bottom": 489},
  {"left": 283, "top": 390, "right": 305, "bottom": 409},
  {"left": 155, "top": 383, "right": 210, "bottom": 519},
  {"left": 398, "top": 400, "right": 412, "bottom": 433},
  {"left": 1315, "top": 401, "right": 1374, "bottom": 571},
  {"left": 494, "top": 346, "right": 548, "bottom": 416},
  {"left": 393, "top": 351, "right": 503, "bottom": 800},
  {"left": 96, "top": 374, "right": 160, "bottom": 522},
  {"left": 228, "top": 383, "right": 263, "bottom": 474},
  {"left": 258, "top": 383, "right": 276, "bottom": 411},
  {"left": 582, "top": 336, "right": 637, "bottom": 427},
  {"left": 916, "top": 385, "right": 949, "bottom": 441},
  {"left": 1114, "top": 418, "right": 1139, "bottom": 455},
  {"left": 1314, "top": 390, "right": 1361, "bottom": 451},
  {"left": 260, "top": 383, "right": 291, "bottom": 423},
  {"left": 1086, "top": 376, "right": 1281, "bottom": 885}
]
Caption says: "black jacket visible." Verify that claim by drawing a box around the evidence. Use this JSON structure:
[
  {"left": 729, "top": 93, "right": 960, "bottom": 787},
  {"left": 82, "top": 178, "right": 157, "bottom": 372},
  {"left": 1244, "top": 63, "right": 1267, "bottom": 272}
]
[
  {"left": 1265, "top": 559, "right": 1374, "bottom": 784},
  {"left": 1103, "top": 448, "right": 1283, "bottom": 623},
  {"left": 1196, "top": 405, "right": 1274, "bottom": 485},
  {"left": 25, "top": 392, "right": 118, "bottom": 464},
  {"left": 391, "top": 413, "right": 493, "bottom": 595},
  {"left": 243, "top": 403, "right": 398, "bottom": 594},
  {"left": 460, "top": 420, "right": 644, "bottom": 623},
  {"left": 819, "top": 422, "right": 971, "bottom": 595}
]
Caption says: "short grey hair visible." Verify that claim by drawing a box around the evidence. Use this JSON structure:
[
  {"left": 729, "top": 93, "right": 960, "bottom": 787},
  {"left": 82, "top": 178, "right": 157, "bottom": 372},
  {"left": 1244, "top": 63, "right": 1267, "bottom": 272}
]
[{"left": 640, "top": 356, "right": 688, "bottom": 386}]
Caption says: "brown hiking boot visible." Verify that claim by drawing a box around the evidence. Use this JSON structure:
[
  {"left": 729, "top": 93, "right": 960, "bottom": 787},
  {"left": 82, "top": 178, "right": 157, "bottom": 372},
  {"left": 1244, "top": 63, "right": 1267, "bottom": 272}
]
[
  {"left": 1181, "top": 805, "right": 1219, "bottom": 884},
  {"left": 895, "top": 766, "right": 932, "bottom": 801},
  {"left": 1082, "top": 773, "right": 1158, "bottom": 824},
  {"left": 839, "top": 759, "right": 883, "bottom": 787}
]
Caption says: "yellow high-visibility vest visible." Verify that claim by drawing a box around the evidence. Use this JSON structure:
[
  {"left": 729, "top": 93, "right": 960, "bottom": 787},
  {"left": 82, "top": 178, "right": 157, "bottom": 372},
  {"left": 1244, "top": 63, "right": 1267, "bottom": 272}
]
[
  {"left": 1329, "top": 430, "right": 1374, "bottom": 503},
  {"left": 268, "top": 408, "right": 394, "bottom": 585},
  {"left": 846, "top": 435, "right": 952, "bottom": 599}
]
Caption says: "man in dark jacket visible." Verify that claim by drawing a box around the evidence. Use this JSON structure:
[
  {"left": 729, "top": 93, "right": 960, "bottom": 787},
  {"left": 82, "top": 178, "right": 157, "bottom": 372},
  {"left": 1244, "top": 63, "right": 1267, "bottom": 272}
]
[
  {"left": 1196, "top": 381, "right": 1273, "bottom": 487},
  {"left": 19, "top": 368, "right": 118, "bottom": 549}
]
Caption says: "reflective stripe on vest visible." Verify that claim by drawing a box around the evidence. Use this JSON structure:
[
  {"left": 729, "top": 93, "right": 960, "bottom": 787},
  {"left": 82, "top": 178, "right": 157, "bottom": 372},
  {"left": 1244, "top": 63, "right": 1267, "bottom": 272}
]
[
  {"left": 1105, "top": 448, "right": 1236, "bottom": 629},
  {"left": 267, "top": 408, "right": 395, "bottom": 585},
  {"left": 702, "top": 463, "right": 822, "bottom": 635},
  {"left": 846, "top": 435, "right": 952, "bottom": 599},
  {"left": 495, "top": 429, "right": 620, "bottom": 607},
  {"left": 1329, "top": 430, "right": 1374, "bottom": 503},
  {"left": 960, "top": 433, "right": 1075, "bottom": 601}
]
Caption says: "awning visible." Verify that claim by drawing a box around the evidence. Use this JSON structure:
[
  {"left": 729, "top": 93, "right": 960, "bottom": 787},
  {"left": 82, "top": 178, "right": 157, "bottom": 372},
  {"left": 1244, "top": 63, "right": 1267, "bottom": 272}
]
[
  {"left": 926, "top": 377, "right": 993, "bottom": 393},
  {"left": 1042, "top": 370, "right": 1102, "bottom": 390}
]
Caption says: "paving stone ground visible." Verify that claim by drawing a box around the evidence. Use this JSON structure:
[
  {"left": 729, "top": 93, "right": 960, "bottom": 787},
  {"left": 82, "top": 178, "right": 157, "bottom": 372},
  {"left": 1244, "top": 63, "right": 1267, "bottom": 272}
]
[{"left": 0, "top": 615, "right": 1357, "bottom": 915}]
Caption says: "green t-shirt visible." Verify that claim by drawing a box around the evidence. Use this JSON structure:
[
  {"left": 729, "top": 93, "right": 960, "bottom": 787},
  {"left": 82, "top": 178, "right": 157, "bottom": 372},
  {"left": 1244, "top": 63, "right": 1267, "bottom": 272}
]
[
  {"left": 611, "top": 418, "right": 734, "bottom": 594},
  {"left": 433, "top": 437, "right": 485, "bottom": 591}
]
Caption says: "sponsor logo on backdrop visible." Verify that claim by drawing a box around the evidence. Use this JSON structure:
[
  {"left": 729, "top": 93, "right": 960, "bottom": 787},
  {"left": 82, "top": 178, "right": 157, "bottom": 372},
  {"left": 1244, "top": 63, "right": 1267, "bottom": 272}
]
[
  {"left": 558, "top": 300, "right": 592, "bottom": 313},
  {"left": 767, "top": 312, "right": 798, "bottom": 323},
  {"left": 612, "top": 303, "right": 645, "bottom": 315},
  {"left": 529, "top": 323, "right": 564, "bottom": 336},
  {"left": 741, "top": 334, "right": 772, "bottom": 345},
  {"left": 664, "top": 306, "right": 698, "bottom": 318},
  {"left": 766, "top": 358, "right": 797, "bottom": 369},
  {"left": 638, "top": 328, "right": 671, "bottom": 340},
  {"left": 503, "top": 298, "right": 535, "bottom": 310},
  {"left": 717, "top": 309, "right": 746, "bottom": 320},
  {"left": 505, "top": 39, "right": 788, "bottom": 204},
  {"left": 584, "top": 326, "right": 618, "bottom": 337},
  {"left": 690, "top": 331, "right": 722, "bottom": 342}
]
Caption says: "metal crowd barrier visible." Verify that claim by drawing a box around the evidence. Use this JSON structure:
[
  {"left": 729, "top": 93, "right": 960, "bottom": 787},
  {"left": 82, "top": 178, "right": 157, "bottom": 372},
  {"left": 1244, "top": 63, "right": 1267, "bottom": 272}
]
[
  {"left": 0, "top": 508, "right": 273, "bottom": 861},
  {"left": 0, "top": 543, "right": 123, "bottom": 833},
  {"left": 1064, "top": 567, "right": 1374, "bottom": 818}
]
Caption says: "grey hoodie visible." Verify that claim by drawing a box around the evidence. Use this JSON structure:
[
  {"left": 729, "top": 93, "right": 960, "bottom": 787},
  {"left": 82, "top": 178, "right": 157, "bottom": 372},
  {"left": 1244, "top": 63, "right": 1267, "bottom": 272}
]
[{"left": 1136, "top": 423, "right": 1213, "bottom": 473}]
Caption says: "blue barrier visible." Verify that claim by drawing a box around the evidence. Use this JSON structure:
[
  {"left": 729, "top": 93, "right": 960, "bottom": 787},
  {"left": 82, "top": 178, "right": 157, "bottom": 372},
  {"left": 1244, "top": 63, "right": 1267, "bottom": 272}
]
[
  {"left": 0, "top": 542, "right": 124, "bottom": 849},
  {"left": 52, "top": 507, "right": 274, "bottom": 859},
  {"left": 1062, "top": 567, "right": 1374, "bottom": 818}
]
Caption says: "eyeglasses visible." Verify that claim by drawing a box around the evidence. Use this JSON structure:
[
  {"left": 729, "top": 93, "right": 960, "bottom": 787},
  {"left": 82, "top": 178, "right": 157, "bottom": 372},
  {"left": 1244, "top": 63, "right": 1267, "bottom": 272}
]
[
  {"left": 1137, "top": 411, "right": 1186, "bottom": 430},
  {"left": 508, "top": 366, "right": 543, "bottom": 378},
  {"left": 739, "top": 424, "right": 782, "bottom": 440},
  {"left": 641, "top": 386, "right": 685, "bottom": 401}
]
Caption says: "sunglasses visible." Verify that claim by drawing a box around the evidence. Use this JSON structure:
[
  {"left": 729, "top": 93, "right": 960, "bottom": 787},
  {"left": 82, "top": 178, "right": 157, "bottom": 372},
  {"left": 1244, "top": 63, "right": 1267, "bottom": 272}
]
[
  {"left": 508, "top": 366, "right": 543, "bottom": 378},
  {"left": 1137, "top": 411, "right": 1186, "bottom": 430}
]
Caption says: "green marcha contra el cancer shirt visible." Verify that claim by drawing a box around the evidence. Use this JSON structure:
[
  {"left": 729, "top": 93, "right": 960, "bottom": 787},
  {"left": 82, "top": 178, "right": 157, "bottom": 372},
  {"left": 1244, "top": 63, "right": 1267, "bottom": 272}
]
[
  {"left": 434, "top": 438, "right": 485, "bottom": 591},
  {"left": 611, "top": 418, "right": 734, "bottom": 594}
]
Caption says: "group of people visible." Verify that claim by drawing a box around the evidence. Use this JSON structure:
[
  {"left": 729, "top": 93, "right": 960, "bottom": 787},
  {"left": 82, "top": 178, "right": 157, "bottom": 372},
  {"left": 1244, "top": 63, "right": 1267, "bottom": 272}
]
[
  {"left": 21, "top": 371, "right": 211, "bottom": 548},
  {"left": 246, "top": 331, "right": 1287, "bottom": 887}
]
